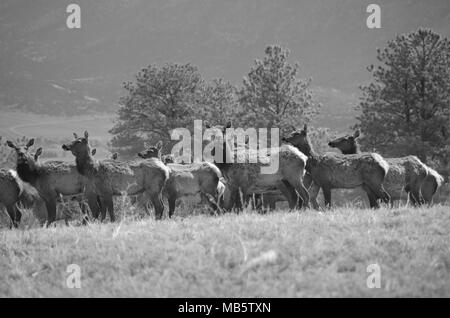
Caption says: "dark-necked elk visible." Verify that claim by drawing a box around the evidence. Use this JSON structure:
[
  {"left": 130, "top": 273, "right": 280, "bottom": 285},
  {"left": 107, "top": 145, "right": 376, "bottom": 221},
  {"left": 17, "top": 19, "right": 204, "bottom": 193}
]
[
  {"left": 205, "top": 121, "right": 309, "bottom": 211},
  {"left": 282, "top": 125, "right": 391, "bottom": 209},
  {"left": 328, "top": 130, "right": 429, "bottom": 206},
  {"left": 7, "top": 139, "right": 100, "bottom": 225},
  {"left": 137, "top": 140, "right": 222, "bottom": 217},
  {"left": 62, "top": 131, "right": 170, "bottom": 220},
  {"left": 0, "top": 168, "right": 42, "bottom": 228},
  {"left": 33, "top": 147, "right": 96, "bottom": 225}
]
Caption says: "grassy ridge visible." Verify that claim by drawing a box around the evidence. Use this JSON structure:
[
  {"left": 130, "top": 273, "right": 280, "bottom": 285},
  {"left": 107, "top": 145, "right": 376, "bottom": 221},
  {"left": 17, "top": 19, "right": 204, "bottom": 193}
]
[{"left": 1, "top": 205, "right": 449, "bottom": 297}]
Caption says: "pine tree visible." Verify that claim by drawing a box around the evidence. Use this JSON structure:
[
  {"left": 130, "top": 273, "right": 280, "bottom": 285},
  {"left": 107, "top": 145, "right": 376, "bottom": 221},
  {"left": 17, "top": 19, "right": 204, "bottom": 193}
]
[
  {"left": 109, "top": 63, "right": 238, "bottom": 157},
  {"left": 238, "top": 45, "right": 320, "bottom": 136},
  {"left": 356, "top": 28, "right": 450, "bottom": 172}
]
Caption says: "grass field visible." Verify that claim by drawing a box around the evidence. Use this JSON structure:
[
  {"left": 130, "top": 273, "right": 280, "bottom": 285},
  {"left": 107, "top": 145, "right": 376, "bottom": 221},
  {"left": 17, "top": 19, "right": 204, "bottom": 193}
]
[{"left": 1, "top": 205, "right": 449, "bottom": 297}]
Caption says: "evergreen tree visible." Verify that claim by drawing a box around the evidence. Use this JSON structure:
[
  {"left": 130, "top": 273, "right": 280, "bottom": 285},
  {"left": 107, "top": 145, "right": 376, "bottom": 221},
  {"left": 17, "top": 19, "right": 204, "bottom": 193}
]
[
  {"left": 356, "top": 28, "right": 450, "bottom": 172},
  {"left": 238, "top": 45, "right": 320, "bottom": 136},
  {"left": 110, "top": 63, "right": 238, "bottom": 157}
]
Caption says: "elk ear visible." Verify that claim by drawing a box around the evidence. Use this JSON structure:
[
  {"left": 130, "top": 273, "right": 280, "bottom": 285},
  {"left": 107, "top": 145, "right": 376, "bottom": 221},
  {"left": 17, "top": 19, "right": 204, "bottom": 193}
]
[
  {"left": 91, "top": 148, "right": 97, "bottom": 156},
  {"left": 112, "top": 153, "right": 118, "bottom": 160},
  {"left": 6, "top": 140, "right": 18, "bottom": 150},
  {"left": 354, "top": 130, "right": 360, "bottom": 138},
  {"left": 226, "top": 121, "right": 232, "bottom": 128},
  {"left": 204, "top": 121, "right": 211, "bottom": 129},
  {"left": 26, "top": 138, "right": 35, "bottom": 149},
  {"left": 84, "top": 131, "right": 89, "bottom": 140},
  {"left": 34, "top": 147, "right": 43, "bottom": 160},
  {"left": 156, "top": 140, "right": 163, "bottom": 150},
  {"left": 73, "top": 133, "right": 78, "bottom": 139}
]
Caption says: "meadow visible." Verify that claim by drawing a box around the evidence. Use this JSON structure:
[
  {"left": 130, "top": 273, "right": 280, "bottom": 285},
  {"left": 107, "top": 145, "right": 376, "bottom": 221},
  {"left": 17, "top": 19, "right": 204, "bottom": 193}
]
[
  {"left": 1, "top": 204, "right": 449, "bottom": 297},
  {"left": 1, "top": 110, "right": 449, "bottom": 297}
]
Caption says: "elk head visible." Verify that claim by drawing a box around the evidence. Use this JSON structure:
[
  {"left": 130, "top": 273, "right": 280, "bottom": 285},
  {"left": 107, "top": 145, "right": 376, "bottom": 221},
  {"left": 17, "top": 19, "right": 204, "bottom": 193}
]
[
  {"left": 328, "top": 130, "right": 360, "bottom": 154},
  {"left": 62, "top": 131, "right": 91, "bottom": 157},
  {"left": 282, "top": 124, "right": 311, "bottom": 156},
  {"left": 138, "top": 140, "right": 162, "bottom": 159},
  {"left": 6, "top": 138, "right": 36, "bottom": 165}
]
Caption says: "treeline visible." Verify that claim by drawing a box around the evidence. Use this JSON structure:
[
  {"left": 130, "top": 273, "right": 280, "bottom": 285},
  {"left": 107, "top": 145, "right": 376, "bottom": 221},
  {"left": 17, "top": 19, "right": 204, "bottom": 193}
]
[
  {"left": 111, "top": 29, "right": 450, "bottom": 179},
  {"left": 109, "top": 45, "right": 323, "bottom": 157}
]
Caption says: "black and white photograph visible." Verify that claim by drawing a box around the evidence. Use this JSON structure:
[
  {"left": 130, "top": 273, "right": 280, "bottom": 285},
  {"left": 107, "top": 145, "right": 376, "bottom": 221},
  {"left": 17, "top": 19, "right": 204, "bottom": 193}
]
[{"left": 0, "top": 0, "right": 449, "bottom": 301}]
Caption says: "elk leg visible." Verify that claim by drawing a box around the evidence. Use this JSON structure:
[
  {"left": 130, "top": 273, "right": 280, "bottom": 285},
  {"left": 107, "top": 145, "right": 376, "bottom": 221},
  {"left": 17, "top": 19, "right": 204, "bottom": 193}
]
[
  {"left": 45, "top": 199, "right": 57, "bottom": 226},
  {"left": 168, "top": 196, "right": 176, "bottom": 218},
  {"left": 277, "top": 180, "right": 297, "bottom": 210},
  {"left": 201, "top": 192, "right": 220, "bottom": 213},
  {"left": 223, "top": 186, "right": 239, "bottom": 211},
  {"left": 6, "top": 205, "right": 22, "bottom": 228},
  {"left": 268, "top": 197, "right": 276, "bottom": 210},
  {"left": 308, "top": 182, "right": 321, "bottom": 210},
  {"left": 378, "top": 185, "right": 391, "bottom": 205},
  {"left": 365, "top": 183, "right": 390, "bottom": 208},
  {"left": 282, "top": 180, "right": 302, "bottom": 209},
  {"left": 284, "top": 177, "right": 310, "bottom": 209},
  {"left": 86, "top": 192, "right": 100, "bottom": 219},
  {"left": 104, "top": 196, "right": 115, "bottom": 222},
  {"left": 322, "top": 186, "right": 332, "bottom": 209},
  {"left": 150, "top": 192, "right": 165, "bottom": 220},
  {"left": 98, "top": 197, "right": 107, "bottom": 221},
  {"left": 79, "top": 201, "right": 89, "bottom": 225},
  {"left": 361, "top": 184, "right": 379, "bottom": 208},
  {"left": 410, "top": 182, "right": 424, "bottom": 206}
]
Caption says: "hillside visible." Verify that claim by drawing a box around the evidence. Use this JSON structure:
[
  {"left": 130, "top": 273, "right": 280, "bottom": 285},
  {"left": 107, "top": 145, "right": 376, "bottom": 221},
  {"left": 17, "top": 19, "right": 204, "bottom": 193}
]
[{"left": 1, "top": 0, "right": 449, "bottom": 131}]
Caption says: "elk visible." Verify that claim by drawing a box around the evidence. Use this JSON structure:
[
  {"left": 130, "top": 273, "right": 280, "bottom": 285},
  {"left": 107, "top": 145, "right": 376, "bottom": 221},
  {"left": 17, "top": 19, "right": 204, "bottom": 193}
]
[
  {"left": 282, "top": 125, "right": 391, "bottom": 209},
  {"left": 62, "top": 131, "right": 170, "bottom": 220},
  {"left": 137, "top": 141, "right": 222, "bottom": 217},
  {"left": 420, "top": 167, "right": 444, "bottom": 205},
  {"left": 205, "top": 121, "right": 309, "bottom": 211},
  {"left": 7, "top": 139, "right": 100, "bottom": 225},
  {"left": 0, "top": 169, "right": 40, "bottom": 228},
  {"left": 328, "top": 130, "right": 429, "bottom": 206},
  {"left": 32, "top": 147, "right": 97, "bottom": 224}
]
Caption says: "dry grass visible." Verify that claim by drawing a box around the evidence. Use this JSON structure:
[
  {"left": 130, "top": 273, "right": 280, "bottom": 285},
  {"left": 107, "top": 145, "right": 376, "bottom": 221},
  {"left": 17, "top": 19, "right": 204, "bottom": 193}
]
[{"left": 0, "top": 203, "right": 449, "bottom": 297}]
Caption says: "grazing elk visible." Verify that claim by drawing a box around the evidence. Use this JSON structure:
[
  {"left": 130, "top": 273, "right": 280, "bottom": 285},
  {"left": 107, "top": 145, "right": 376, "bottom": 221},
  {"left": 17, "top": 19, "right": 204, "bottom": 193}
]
[
  {"left": 137, "top": 141, "right": 222, "bottom": 217},
  {"left": 282, "top": 125, "right": 391, "bottom": 209},
  {"left": 62, "top": 131, "right": 170, "bottom": 220},
  {"left": 328, "top": 130, "right": 429, "bottom": 206},
  {"left": 205, "top": 121, "right": 309, "bottom": 211},
  {"left": 7, "top": 139, "right": 100, "bottom": 225}
]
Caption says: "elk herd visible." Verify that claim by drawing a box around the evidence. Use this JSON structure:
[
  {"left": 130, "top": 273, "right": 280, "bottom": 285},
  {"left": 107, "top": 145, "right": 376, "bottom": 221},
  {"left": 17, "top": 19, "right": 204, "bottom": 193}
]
[{"left": 0, "top": 122, "right": 445, "bottom": 229}]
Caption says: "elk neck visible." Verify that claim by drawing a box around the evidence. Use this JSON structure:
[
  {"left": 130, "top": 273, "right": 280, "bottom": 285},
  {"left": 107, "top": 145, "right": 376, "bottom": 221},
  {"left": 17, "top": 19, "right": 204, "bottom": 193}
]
[
  {"left": 16, "top": 160, "right": 40, "bottom": 185},
  {"left": 291, "top": 138, "right": 320, "bottom": 170},
  {"left": 75, "top": 151, "right": 97, "bottom": 176},
  {"left": 342, "top": 143, "right": 360, "bottom": 155}
]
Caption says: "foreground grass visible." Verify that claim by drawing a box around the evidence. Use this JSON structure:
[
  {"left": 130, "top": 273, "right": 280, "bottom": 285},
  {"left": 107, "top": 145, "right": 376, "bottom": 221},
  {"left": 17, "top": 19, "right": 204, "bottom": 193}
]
[{"left": 1, "top": 206, "right": 449, "bottom": 297}]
